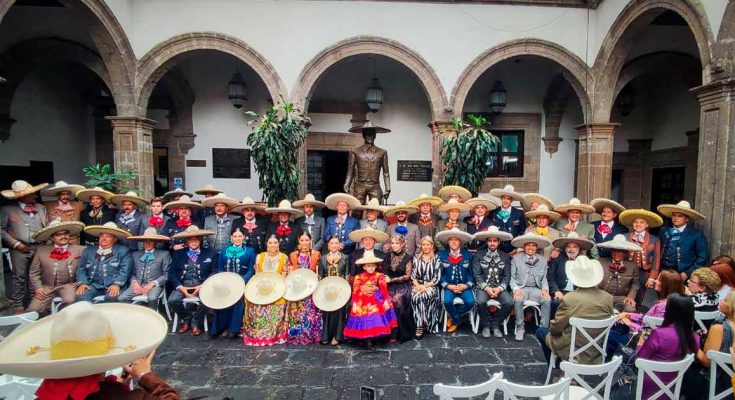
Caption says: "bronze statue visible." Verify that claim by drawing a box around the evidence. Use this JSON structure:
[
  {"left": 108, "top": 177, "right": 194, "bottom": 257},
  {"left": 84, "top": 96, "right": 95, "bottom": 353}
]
[{"left": 344, "top": 121, "right": 391, "bottom": 204}]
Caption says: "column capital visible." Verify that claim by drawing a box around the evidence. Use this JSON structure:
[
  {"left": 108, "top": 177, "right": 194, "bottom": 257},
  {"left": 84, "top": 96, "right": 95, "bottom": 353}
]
[
  {"left": 541, "top": 137, "right": 563, "bottom": 156},
  {"left": 690, "top": 78, "right": 735, "bottom": 106},
  {"left": 105, "top": 116, "right": 158, "bottom": 131},
  {"left": 574, "top": 122, "right": 620, "bottom": 137},
  {"left": 428, "top": 120, "right": 456, "bottom": 137}
]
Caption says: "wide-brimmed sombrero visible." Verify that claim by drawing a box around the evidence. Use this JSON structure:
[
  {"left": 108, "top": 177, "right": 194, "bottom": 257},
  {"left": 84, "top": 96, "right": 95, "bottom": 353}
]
[
  {"left": 355, "top": 255, "right": 384, "bottom": 265},
  {"left": 347, "top": 120, "right": 391, "bottom": 134},
  {"left": 292, "top": 193, "right": 326, "bottom": 209},
  {"left": 465, "top": 197, "right": 498, "bottom": 211},
  {"left": 383, "top": 201, "right": 419, "bottom": 218},
  {"left": 618, "top": 209, "right": 664, "bottom": 228},
  {"left": 438, "top": 185, "right": 472, "bottom": 202},
  {"left": 657, "top": 200, "right": 705, "bottom": 221},
  {"left": 110, "top": 191, "right": 149, "bottom": 208},
  {"left": 194, "top": 184, "right": 223, "bottom": 196},
  {"left": 408, "top": 194, "right": 443, "bottom": 208},
  {"left": 554, "top": 198, "right": 595, "bottom": 214},
  {"left": 0, "top": 302, "right": 167, "bottom": 379},
  {"left": 127, "top": 227, "right": 171, "bottom": 242},
  {"left": 437, "top": 198, "right": 471, "bottom": 213},
  {"left": 162, "top": 188, "right": 193, "bottom": 203},
  {"left": 201, "top": 193, "right": 239, "bottom": 209},
  {"left": 590, "top": 198, "right": 626, "bottom": 215},
  {"left": 83, "top": 222, "right": 131, "bottom": 240},
  {"left": 266, "top": 199, "right": 304, "bottom": 217},
  {"left": 521, "top": 193, "right": 554, "bottom": 211},
  {"left": 489, "top": 184, "right": 524, "bottom": 201},
  {"left": 283, "top": 268, "right": 319, "bottom": 302},
  {"left": 358, "top": 197, "right": 387, "bottom": 213},
  {"left": 524, "top": 204, "right": 561, "bottom": 221},
  {"left": 164, "top": 195, "right": 202, "bottom": 210},
  {"left": 199, "top": 272, "right": 246, "bottom": 310},
  {"left": 41, "top": 181, "right": 85, "bottom": 198},
  {"left": 510, "top": 232, "right": 552, "bottom": 249},
  {"left": 325, "top": 193, "right": 361, "bottom": 210},
  {"left": 552, "top": 231, "right": 593, "bottom": 251},
  {"left": 1, "top": 180, "right": 47, "bottom": 200},
  {"left": 75, "top": 187, "right": 114, "bottom": 203},
  {"left": 231, "top": 197, "right": 267, "bottom": 213},
  {"left": 435, "top": 227, "right": 473, "bottom": 244},
  {"left": 473, "top": 225, "right": 512, "bottom": 242},
  {"left": 349, "top": 227, "right": 390, "bottom": 243},
  {"left": 597, "top": 234, "right": 642, "bottom": 252},
  {"left": 172, "top": 225, "right": 214, "bottom": 240},
  {"left": 244, "top": 272, "right": 286, "bottom": 305},
  {"left": 313, "top": 276, "right": 352, "bottom": 312},
  {"left": 34, "top": 220, "right": 85, "bottom": 242},
  {"left": 566, "top": 256, "right": 604, "bottom": 288}
]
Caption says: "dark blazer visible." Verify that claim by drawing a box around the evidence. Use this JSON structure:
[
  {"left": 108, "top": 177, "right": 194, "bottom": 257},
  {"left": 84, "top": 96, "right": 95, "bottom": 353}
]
[
  {"left": 295, "top": 214, "right": 326, "bottom": 251},
  {"left": 548, "top": 253, "right": 573, "bottom": 294},
  {"left": 168, "top": 248, "right": 215, "bottom": 289},
  {"left": 230, "top": 216, "right": 269, "bottom": 254},
  {"left": 266, "top": 221, "right": 300, "bottom": 254},
  {"left": 323, "top": 215, "right": 360, "bottom": 254},
  {"left": 217, "top": 245, "right": 255, "bottom": 283},
  {"left": 659, "top": 224, "right": 709, "bottom": 277},
  {"left": 76, "top": 244, "right": 132, "bottom": 288},
  {"left": 592, "top": 221, "right": 629, "bottom": 258},
  {"left": 438, "top": 249, "right": 474, "bottom": 287},
  {"left": 464, "top": 216, "right": 495, "bottom": 252},
  {"left": 79, "top": 205, "right": 117, "bottom": 245},
  {"left": 472, "top": 248, "right": 512, "bottom": 291},
  {"left": 348, "top": 248, "right": 387, "bottom": 277},
  {"left": 490, "top": 207, "right": 527, "bottom": 253},
  {"left": 318, "top": 252, "right": 349, "bottom": 279},
  {"left": 115, "top": 210, "right": 146, "bottom": 251},
  {"left": 162, "top": 216, "right": 204, "bottom": 247}
]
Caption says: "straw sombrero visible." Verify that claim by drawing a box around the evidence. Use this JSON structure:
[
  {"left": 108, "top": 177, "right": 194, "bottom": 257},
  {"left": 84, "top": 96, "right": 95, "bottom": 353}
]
[
  {"left": 199, "top": 272, "right": 246, "bottom": 310},
  {"left": 1, "top": 180, "right": 47, "bottom": 200},
  {"left": 292, "top": 193, "right": 326, "bottom": 209},
  {"left": 565, "top": 256, "right": 604, "bottom": 288},
  {"left": 349, "top": 227, "right": 390, "bottom": 243},
  {"left": 172, "top": 225, "right": 214, "bottom": 240},
  {"left": 127, "top": 227, "right": 170, "bottom": 242},
  {"left": 521, "top": 193, "right": 554, "bottom": 211},
  {"left": 266, "top": 199, "right": 304, "bottom": 217},
  {"left": 0, "top": 302, "right": 167, "bottom": 379},
  {"left": 618, "top": 209, "right": 664, "bottom": 228},
  {"left": 231, "top": 197, "right": 267, "bottom": 213},
  {"left": 283, "top": 268, "right": 319, "bottom": 302},
  {"left": 437, "top": 198, "right": 471, "bottom": 213},
  {"left": 590, "top": 198, "right": 626, "bottom": 215},
  {"left": 75, "top": 187, "right": 114, "bottom": 203},
  {"left": 41, "top": 181, "right": 85, "bottom": 198},
  {"left": 347, "top": 120, "right": 391, "bottom": 134},
  {"left": 201, "top": 193, "right": 239, "bottom": 209},
  {"left": 473, "top": 225, "right": 513, "bottom": 242},
  {"left": 489, "top": 184, "right": 524, "bottom": 201},
  {"left": 325, "top": 193, "right": 361, "bottom": 210},
  {"left": 434, "top": 227, "right": 473, "bottom": 244},
  {"left": 162, "top": 188, "right": 193, "bottom": 202},
  {"left": 110, "top": 191, "right": 149, "bottom": 208},
  {"left": 383, "top": 201, "right": 419, "bottom": 218},
  {"left": 552, "top": 231, "right": 593, "bottom": 251},
  {"left": 83, "top": 222, "right": 131, "bottom": 240},
  {"left": 194, "top": 184, "right": 223, "bottom": 196},
  {"left": 510, "top": 232, "right": 552, "bottom": 249},
  {"left": 438, "top": 185, "right": 472, "bottom": 202},
  {"left": 408, "top": 193, "right": 443, "bottom": 208},
  {"left": 465, "top": 197, "right": 498, "bottom": 211},
  {"left": 524, "top": 204, "right": 561, "bottom": 222},
  {"left": 163, "top": 195, "right": 202, "bottom": 210},
  {"left": 313, "top": 276, "right": 352, "bottom": 312},
  {"left": 597, "top": 234, "right": 642, "bottom": 252},
  {"left": 355, "top": 255, "right": 384, "bottom": 265},
  {"left": 657, "top": 200, "right": 705, "bottom": 221},
  {"left": 34, "top": 220, "right": 85, "bottom": 242},
  {"left": 358, "top": 197, "right": 387, "bottom": 213},
  {"left": 244, "top": 272, "right": 286, "bottom": 305},
  {"left": 554, "top": 198, "right": 595, "bottom": 214}
]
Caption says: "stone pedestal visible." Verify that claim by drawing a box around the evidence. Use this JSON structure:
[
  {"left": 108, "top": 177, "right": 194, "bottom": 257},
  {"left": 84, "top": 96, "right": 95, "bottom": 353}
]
[
  {"left": 691, "top": 78, "right": 735, "bottom": 256},
  {"left": 429, "top": 120, "right": 456, "bottom": 195},
  {"left": 574, "top": 123, "right": 619, "bottom": 203},
  {"left": 106, "top": 116, "right": 157, "bottom": 198}
]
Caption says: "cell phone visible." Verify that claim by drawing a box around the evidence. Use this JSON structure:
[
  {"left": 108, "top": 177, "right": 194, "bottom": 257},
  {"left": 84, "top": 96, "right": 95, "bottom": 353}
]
[{"left": 360, "top": 386, "right": 376, "bottom": 400}]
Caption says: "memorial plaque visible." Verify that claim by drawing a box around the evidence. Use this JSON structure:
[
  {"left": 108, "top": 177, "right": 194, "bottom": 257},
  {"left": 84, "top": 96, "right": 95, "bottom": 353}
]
[
  {"left": 186, "top": 160, "right": 206, "bottom": 168},
  {"left": 397, "top": 160, "right": 432, "bottom": 182},
  {"left": 212, "top": 148, "right": 251, "bottom": 179}
]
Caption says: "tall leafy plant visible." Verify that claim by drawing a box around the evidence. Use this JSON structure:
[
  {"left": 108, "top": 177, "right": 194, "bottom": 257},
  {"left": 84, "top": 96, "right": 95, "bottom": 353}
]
[
  {"left": 82, "top": 163, "right": 138, "bottom": 193},
  {"left": 246, "top": 101, "right": 310, "bottom": 206},
  {"left": 440, "top": 114, "right": 499, "bottom": 196}
]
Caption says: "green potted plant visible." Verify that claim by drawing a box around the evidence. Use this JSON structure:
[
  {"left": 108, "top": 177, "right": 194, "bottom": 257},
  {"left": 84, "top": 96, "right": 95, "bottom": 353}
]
[
  {"left": 246, "top": 101, "right": 310, "bottom": 206},
  {"left": 439, "top": 114, "right": 499, "bottom": 196},
  {"left": 82, "top": 163, "right": 138, "bottom": 193}
]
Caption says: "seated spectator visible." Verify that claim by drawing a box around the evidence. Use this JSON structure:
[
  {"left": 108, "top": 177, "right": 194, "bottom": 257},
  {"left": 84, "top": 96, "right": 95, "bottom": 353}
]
[
  {"left": 536, "top": 256, "right": 614, "bottom": 364},
  {"left": 75, "top": 223, "right": 133, "bottom": 303},
  {"left": 596, "top": 234, "right": 641, "bottom": 312},
  {"left": 547, "top": 232, "right": 593, "bottom": 319},
  {"left": 711, "top": 255, "right": 735, "bottom": 299},
  {"left": 617, "top": 269, "right": 684, "bottom": 332},
  {"left": 509, "top": 232, "right": 552, "bottom": 341},
  {"left": 688, "top": 267, "right": 721, "bottom": 312}
]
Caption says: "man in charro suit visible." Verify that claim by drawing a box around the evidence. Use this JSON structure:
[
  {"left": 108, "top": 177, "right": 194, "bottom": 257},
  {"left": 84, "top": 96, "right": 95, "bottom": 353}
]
[
  {"left": 293, "top": 194, "right": 327, "bottom": 252},
  {"left": 119, "top": 228, "right": 171, "bottom": 310},
  {"left": 111, "top": 192, "right": 148, "bottom": 251},
  {"left": 42, "top": 181, "right": 85, "bottom": 245}
]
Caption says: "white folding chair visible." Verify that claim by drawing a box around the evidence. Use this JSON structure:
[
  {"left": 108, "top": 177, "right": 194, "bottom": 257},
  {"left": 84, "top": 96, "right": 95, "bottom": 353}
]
[
  {"left": 50, "top": 297, "right": 64, "bottom": 314},
  {"left": 635, "top": 353, "right": 693, "bottom": 400},
  {"left": 498, "top": 376, "right": 571, "bottom": 400},
  {"left": 442, "top": 292, "right": 478, "bottom": 333},
  {"left": 545, "top": 315, "right": 616, "bottom": 384},
  {"left": 695, "top": 310, "right": 723, "bottom": 331},
  {"left": 0, "top": 374, "right": 42, "bottom": 400},
  {"left": 92, "top": 295, "right": 105, "bottom": 303},
  {"left": 171, "top": 296, "right": 208, "bottom": 333},
  {"left": 0, "top": 312, "right": 39, "bottom": 342},
  {"left": 474, "top": 299, "right": 510, "bottom": 336},
  {"left": 553, "top": 356, "right": 623, "bottom": 400},
  {"left": 707, "top": 350, "right": 735, "bottom": 400},
  {"left": 642, "top": 315, "right": 663, "bottom": 329},
  {"left": 433, "top": 371, "right": 503, "bottom": 400},
  {"left": 131, "top": 290, "right": 172, "bottom": 321},
  {"left": 1, "top": 247, "right": 12, "bottom": 272}
]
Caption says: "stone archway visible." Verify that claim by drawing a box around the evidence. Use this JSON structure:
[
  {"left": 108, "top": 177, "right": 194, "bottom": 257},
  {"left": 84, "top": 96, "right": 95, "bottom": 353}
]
[{"left": 291, "top": 35, "right": 449, "bottom": 121}]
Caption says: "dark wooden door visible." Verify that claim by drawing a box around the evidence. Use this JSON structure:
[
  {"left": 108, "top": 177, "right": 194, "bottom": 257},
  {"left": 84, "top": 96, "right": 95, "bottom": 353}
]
[{"left": 651, "top": 167, "right": 686, "bottom": 208}]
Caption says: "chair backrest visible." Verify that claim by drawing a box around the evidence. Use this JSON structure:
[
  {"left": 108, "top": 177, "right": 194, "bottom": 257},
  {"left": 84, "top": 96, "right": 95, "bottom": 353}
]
[
  {"left": 0, "top": 312, "right": 38, "bottom": 342},
  {"left": 433, "top": 372, "right": 502, "bottom": 400},
  {"left": 642, "top": 315, "right": 664, "bottom": 329},
  {"left": 695, "top": 310, "right": 723, "bottom": 331},
  {"left": 635, "top": 353, "right": 694, "bottom": 400},
  {"left": 0, "top": 378, "right": 40, "bottom": 400},
  {"left": 559, "top": 356, "right": 622, "bottom": 400},
  {"left": 498, "top": 377, "right": 570, "bottom": 400},
  {"left": 707, "top": 350, "right": 735, "bottom": 400},
  {"left": 568, "top": 315, "right": 617, "bottom": 363}
]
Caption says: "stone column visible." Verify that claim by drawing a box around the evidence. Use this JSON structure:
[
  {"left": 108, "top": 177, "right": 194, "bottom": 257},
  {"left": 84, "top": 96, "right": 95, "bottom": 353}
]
[
  {"left": 621, "top": 139, "right": 652, "bottom": 209},
  {"left": 691, "top": 78, "right": 735, "bottom": 257},
  {"left": 574, "top": 123, "right": 619, "bottom": 203},
  {"left": 429, "top": 120, "right": 456, "bottom": 195},
  {"left": 106, "top": 116, "right": 157, "bottom": 198}
]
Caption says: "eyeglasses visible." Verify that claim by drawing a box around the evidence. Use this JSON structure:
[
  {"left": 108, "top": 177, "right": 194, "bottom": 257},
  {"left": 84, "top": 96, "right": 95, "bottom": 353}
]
[{"left": 686, "top": 279, "right": 702, "bottom": 286}]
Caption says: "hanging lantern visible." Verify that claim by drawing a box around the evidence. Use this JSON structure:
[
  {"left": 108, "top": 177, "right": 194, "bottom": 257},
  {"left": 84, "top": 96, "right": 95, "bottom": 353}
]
[
  {"left": 365, "top": 77, "right": 383, "bottom": 113},
  {"left": 227, "top": 72, "right": 247, "bottom": 109},
  {"left": 488, "top": 81, "right": 507, "bottom": 115},
  {"left": 616, "top": 86, "right": 635, "bottom": 116}
]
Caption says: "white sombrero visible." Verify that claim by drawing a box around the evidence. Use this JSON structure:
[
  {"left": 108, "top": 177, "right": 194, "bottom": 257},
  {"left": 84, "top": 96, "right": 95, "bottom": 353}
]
[
  {"left": 110, "top": 191, "right": 149, "bottom": 208},
  {"left": 552, "top": 231, "right": 593, "bottom": 251},
  {"left": 34, "top": 220, "right": 85, "bottom": 242},
  {"left": 349, "top": 227, "right": 390, "bottom": 243},
  {"left": 325, "top": 193, "right": 361, "bottom": 210},
  {"left": 438, "top": 185, "right": 472, "bottom": 202},
  {"left": 313, "top": 276, "right": 352, "bottom": 312},
  {"left": 383, "top": 201, "right": 419, "bottom": 218},
  {"left": 172, "top": 225, "right": 214, "bottom": 239},
  {"left": 266, "top": 199, "right": 304, "bottom": 217},
  {"left": 597, "top": 234, "right": 642, "bottom": 252},
  {"left": 521, "top": 193, "right": 554, "bottom": 211},
  {"left": 1, "top": 180, "right": 47, "bottom": 200},
  {"left": 465, "top": 197, "right": 498, "bottom": 211},
  {"left": 41, "top": 181, "right": 85, "bottom": 198},
  {"left": 408, "top": 193, "right": 443, "bottom": 208},
  {"left": 565, "top": 256, "right": 604, "bottom": 288},
  {"left": 283, "top": 268, "right": 319, "bottom": 302},
  {"left": 83, "top": 222, "right": 131, "bottom": 241},
  {"left": 164, "top": 195, "right": 202, "bottom": 210},
  {"left": 194, "top": 184, "right": 224, "bottom": 196},
  {"left": 473, "top": 225, "right": 513, "bottom": 242},
  {"left": 244, "top": 272, "right": 286, "bottom": 305},
  {"left": 510, "top": 232, "right": 552, "bottom": 249},
  {"left": 0, "top": 302, "right": 167, "bottom": 379},
  {"left": 201, "top": 193, "right": 239, "bottom": 209},
  {"left": 590, "top": 198, "right": 626, "bottom": 215},
  {"left": 231, "top": 197, "right": 267, "bottom": 213},
  {"left": 618, "top": 209, "right": 664, "bottom": 228},
  {"left": 75, "top": 187, "right": 114, "bottom": 203},
  {"left": 127, "top": 227, "right": 171, "bottom": 242},
  {"left": 554, "top": 198, "right": 595, "bottom": 214},
  {"left": 358, "top": 197, "right": 387, "bottom": 213},
  {"left": 524, "top": 204, "right": 561, "bottom": 222},
  {"left": 292, "top": 193, "right": 326, "bottom": 209},
  {"left": 355, "top": 255, "right": 384, "bottom": 265},
  {"left": 162, "top": 188, "right": 193, "bottom": 203},
  {"left": 434, "top": 227, "right": 473, "bottom": 244},
  {"left": 489, "top": 184, "right": 524, "bottom": 201},
  {"left": 199, "top": 272, "right": 246, "bottom": 310},
  {"left": 437, "top": 198, "right": 471, "bottom": 213},
  {"left": 657, "top": 200, "right": 705, "bottom": 221}
]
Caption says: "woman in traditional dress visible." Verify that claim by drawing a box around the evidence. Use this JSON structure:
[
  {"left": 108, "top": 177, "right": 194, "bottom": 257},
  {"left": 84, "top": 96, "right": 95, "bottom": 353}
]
[
  {"left": 343, "top": 256, "right": 397, "bottom": 350},
  {"left": 286, "top": 231, "right": 323, "bottom": 344},
  {"left": 411, "top": 236, "right": 442, "bottom": 339},
  {"left": 243, "top": 235, "right": 289, "bottom": 346},
  {"left": 210, "top": 227, "right": 255, "bottom": 338},
  {"left": 384, "top": 234, "right": 416, "bottom": 343},
  {"left": 318, "top": 235, "right": 349, "bottom": 345}
]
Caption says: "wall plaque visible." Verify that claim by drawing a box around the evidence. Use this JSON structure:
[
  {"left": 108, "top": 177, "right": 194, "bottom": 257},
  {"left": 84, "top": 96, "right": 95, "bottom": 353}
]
[
  {"left": 397, "top": 160, "right": 432, "bottom": 182},
  {"left": 186, "top": 160, "right": 206, "bottom": 167},
  {"left": 212, "top": 148, "right": 251, "bottom": 179}
]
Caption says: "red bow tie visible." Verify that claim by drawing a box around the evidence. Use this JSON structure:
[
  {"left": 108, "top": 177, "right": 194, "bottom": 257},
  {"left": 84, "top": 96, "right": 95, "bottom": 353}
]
[
  {"left": 148, "top": 215, "right": 164, "bottom": 228},
  {"left": 49, "top": 247, "right": 71, "bottom": 260},
  {"left": 276, "top": 224, "right": 292, "bottom": 236},
  {"left": 243, "top": 221, "right": 257, "bottom": 233},
  {"left": 609, "top": 261, "right": 626, "bottom": 273},
  {"left": 176, "top": 217, "right": 191, "bottom": 228},
  {"left": 597, "top": 224, "right": 612, "bottom": 235},
  {"left": 448, "top": 253, "right": 463, "bottom": 264}
]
